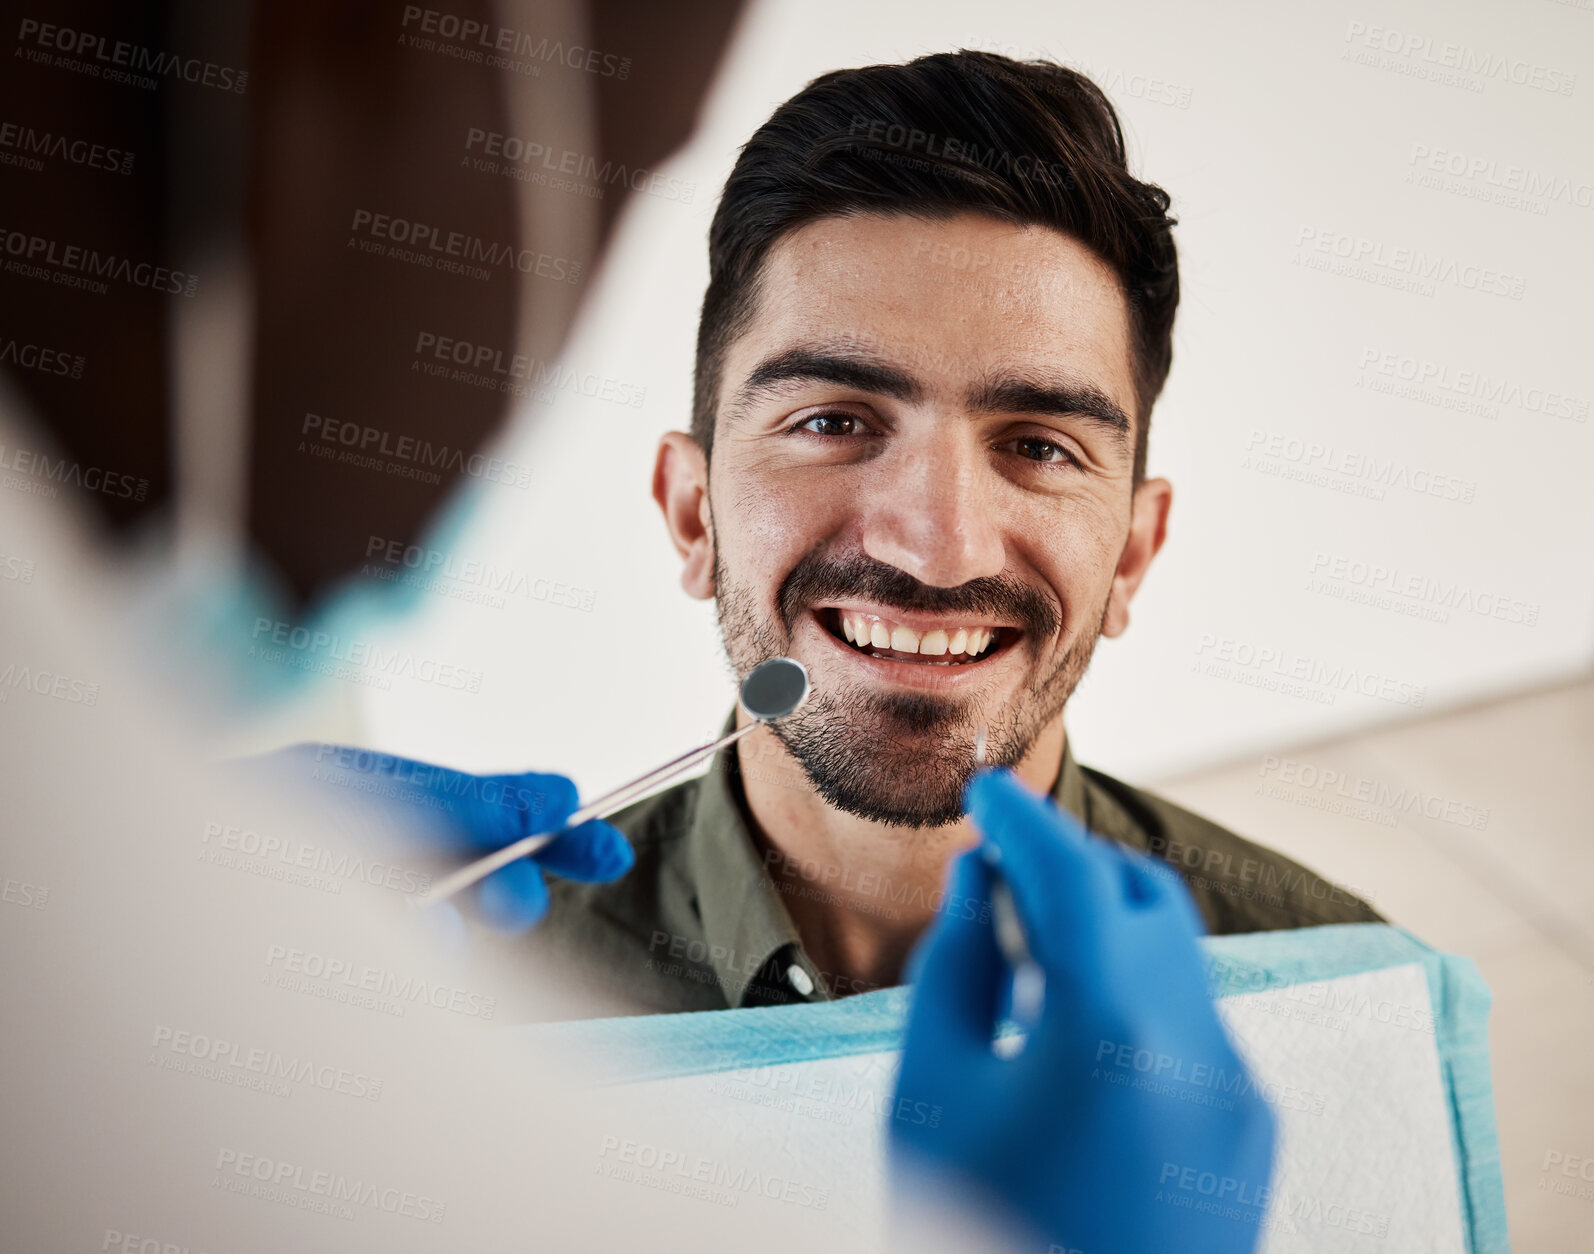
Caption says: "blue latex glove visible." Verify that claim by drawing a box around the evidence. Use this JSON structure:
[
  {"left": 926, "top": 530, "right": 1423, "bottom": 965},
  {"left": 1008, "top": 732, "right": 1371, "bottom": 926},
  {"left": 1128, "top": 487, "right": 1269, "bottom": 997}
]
[
  {"left": 891, "top": 768, "right": 1277, "bottom": 1254},
  {"left": 260, "top": 743, "right": 634, "bottom": 932}
]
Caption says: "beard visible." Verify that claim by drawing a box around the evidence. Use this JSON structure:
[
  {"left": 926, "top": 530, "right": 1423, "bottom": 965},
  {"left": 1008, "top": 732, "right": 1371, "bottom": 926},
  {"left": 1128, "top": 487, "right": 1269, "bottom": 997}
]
[{"left": 714, "top": 543, "right": 1109, "bottom": 829}]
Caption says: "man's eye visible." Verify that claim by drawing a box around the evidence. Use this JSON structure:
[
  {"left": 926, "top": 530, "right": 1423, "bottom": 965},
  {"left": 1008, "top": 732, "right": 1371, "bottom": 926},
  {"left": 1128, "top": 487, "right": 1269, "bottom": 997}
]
[
  {"left": 795, "top": 411, "right": 861, "bottom": 437},
  {"left": 1009, "top": 436, "right": 1080, "bottom": 466}
]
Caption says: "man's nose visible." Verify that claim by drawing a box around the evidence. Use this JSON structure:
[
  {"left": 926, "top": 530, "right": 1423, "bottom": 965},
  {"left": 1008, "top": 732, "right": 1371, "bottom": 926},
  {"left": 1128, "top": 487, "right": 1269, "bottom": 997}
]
[{"left": 858, "top": 448, "right": 1006, "bottom": 588}]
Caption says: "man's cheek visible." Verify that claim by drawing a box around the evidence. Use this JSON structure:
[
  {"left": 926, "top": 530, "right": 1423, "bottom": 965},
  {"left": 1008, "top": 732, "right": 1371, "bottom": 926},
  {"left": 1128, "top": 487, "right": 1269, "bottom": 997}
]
[{"left": 719, "top": 497, "right": 840, "bottom": 605}]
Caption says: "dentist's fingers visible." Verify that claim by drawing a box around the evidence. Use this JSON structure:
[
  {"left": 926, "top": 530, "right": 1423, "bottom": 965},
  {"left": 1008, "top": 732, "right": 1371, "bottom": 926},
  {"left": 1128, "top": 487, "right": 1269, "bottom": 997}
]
[
  {"left": 964, "top": 769, "right": 1121, "bottom": 974},
  {"left": 533, "top": 819, "right": 634, "bottom": 882},
  {"left": 475, "top": 859, "right": 552, "bottom": 933},
  {"left": 452, "top": 772, "right": 581, "bottom": 847},
  {"left": 901, "top": 850, "right": 1006, "bottom": 1064}
]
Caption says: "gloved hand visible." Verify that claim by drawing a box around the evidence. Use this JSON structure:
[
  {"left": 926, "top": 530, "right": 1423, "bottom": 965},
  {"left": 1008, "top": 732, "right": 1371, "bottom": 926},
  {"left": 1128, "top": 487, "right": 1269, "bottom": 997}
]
[
  {"left": 258, "top": 743, "right": 634, "bottom": 932},
  {"left": 891, "top": 768, "right": 1277, "bottom": 1254}
]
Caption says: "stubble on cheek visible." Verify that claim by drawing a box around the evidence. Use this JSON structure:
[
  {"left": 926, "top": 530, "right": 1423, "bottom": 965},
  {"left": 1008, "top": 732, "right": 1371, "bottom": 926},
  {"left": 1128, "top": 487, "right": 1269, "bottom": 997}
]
[{"left": 712, "top": 545, "right": 788, "bottom": 676}]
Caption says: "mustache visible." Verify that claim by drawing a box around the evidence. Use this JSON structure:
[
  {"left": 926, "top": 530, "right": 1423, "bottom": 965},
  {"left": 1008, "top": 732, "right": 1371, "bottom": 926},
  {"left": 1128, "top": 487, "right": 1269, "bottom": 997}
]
[{"left": 777, "top": 549, "right": 1061, "bottom": 642}]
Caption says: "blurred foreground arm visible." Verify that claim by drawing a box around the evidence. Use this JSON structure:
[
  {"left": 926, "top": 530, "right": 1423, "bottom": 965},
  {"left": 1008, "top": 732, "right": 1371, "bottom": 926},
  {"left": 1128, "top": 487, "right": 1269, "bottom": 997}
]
[
  {"left": 892, "top": 768, "right": 1277, "bottom": 1254},
  {"left": 258, "top": 744, "right": 633, "bottom": 932}
]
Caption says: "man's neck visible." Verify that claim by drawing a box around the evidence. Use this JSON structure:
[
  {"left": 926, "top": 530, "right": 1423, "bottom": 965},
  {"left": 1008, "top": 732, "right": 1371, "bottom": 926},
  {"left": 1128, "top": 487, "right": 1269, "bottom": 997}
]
[{"left": 735, "top": 715, "right": 1067, "bottom": 996}]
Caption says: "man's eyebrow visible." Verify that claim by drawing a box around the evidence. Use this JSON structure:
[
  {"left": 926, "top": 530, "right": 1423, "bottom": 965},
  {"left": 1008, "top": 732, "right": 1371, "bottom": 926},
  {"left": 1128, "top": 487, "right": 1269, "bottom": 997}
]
[
  {"left": 727, "top": 349, "right": 1131, "bottom": 447},
  {"left": 733, "top": 348, "right": 924, "bottom": 408},
  {"left": 967, "top": 374, "right": 1132, "bottom": 445}
]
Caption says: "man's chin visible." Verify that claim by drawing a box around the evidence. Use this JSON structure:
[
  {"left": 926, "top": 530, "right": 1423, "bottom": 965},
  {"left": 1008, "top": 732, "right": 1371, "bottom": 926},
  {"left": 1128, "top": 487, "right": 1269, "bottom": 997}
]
[
  {"left": 775, "top": 700, "right": 981, "bottom": 829},
  {"left": 806, "top": 765, "right": 971, "bottom": 829}
]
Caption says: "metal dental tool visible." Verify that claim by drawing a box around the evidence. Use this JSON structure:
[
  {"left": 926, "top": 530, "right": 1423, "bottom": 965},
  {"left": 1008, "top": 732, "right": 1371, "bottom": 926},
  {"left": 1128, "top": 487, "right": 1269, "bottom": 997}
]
[
  {"left": 973, "top": 726, "right": 1046, "bottom": 1028},
  {"left": 424, "top": 657, "right": 810, "bottom": 905}
]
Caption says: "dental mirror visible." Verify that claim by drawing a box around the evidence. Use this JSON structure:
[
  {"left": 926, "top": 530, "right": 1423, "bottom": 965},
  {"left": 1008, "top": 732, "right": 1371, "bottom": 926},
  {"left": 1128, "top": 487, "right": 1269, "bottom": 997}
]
[
  {"left": 739, "top": 656, "right": 810, "bottom": 722},
  {"left": 425, "top": 657, "right": 810, "bottom": 904}
]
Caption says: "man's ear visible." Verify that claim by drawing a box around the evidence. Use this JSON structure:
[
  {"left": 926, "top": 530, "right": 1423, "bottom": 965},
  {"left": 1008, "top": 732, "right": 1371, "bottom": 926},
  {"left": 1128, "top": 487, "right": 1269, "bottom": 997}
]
[
  {"left": 1101, "top": 477, "right": 1172, "bottom": 638},
  {"left": 652, "top": 431, "right": 715, "bottom": 600}
]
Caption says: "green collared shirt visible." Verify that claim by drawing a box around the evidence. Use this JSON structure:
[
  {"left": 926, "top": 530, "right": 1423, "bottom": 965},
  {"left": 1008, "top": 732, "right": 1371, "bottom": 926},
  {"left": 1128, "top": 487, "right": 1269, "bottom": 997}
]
[{"left": 521, "top": 716, "right": 1382, "bottom": 1017}]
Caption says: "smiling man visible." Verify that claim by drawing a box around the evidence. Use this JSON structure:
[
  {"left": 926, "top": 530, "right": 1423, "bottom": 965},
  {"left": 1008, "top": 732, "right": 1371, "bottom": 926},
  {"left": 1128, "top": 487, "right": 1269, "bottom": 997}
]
[{"left": 531, "top": 50, "right": 1381, "bottom": 1014}]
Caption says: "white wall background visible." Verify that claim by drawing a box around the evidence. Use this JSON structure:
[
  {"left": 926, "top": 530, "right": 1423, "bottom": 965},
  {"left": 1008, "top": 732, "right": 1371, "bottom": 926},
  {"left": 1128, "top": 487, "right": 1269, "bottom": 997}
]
[{"left": 353, "top": 0, "right": 1594, "bottom": 794}]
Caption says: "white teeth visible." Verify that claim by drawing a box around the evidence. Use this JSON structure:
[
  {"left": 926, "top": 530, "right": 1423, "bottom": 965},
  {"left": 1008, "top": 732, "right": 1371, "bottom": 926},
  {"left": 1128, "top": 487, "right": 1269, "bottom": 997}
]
[
  {"left": 833, "top": 612, "right": 1002, "bottom": 661},
  {"left": 890, "top": 625, "right": 921, "bottom": 654}
]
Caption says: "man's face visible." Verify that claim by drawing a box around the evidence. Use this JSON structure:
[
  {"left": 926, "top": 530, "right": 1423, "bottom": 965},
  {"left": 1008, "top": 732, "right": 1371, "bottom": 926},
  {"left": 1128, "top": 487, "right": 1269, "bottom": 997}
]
[{"left": 661, "top": 211, "right": 1166, "bottom": 827}]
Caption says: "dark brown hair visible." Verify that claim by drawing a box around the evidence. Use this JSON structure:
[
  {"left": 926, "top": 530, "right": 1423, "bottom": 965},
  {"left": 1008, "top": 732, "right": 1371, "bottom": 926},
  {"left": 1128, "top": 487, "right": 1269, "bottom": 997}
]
[{"left": 692, "top": 50, "right": 1179, "bottom": 484}]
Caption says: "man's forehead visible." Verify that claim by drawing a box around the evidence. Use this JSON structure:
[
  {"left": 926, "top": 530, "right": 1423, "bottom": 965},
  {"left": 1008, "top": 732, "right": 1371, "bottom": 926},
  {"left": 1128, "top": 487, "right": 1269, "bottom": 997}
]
[{"left": 734, "top": 212, "right": 1137, "bottom": 402}]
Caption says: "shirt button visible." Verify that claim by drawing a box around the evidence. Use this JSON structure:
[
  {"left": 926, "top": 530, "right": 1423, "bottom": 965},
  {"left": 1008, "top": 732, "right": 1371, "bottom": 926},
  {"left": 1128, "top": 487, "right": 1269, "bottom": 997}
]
[{"left": 786, "top": 964, "right": 815, "bottom": 996}]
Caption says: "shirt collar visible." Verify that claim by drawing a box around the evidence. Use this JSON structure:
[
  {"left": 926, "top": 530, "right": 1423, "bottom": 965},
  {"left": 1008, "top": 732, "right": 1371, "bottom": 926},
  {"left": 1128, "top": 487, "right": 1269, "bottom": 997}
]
[
  {"left": 1055, "top": 729, "right": 1088, "bottom": 826},
  {"left": 684, "top": 711, "right": 1094, "bottom": 1008},
  {"left": 685, "top": 713, "right": 807, "bottom": 1008}
]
